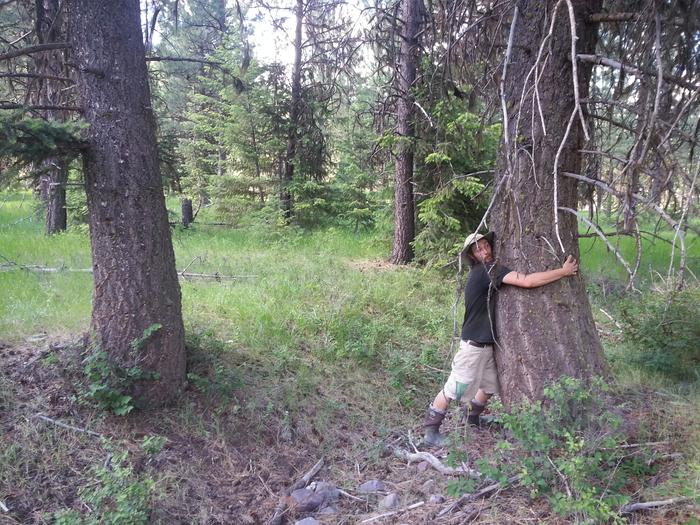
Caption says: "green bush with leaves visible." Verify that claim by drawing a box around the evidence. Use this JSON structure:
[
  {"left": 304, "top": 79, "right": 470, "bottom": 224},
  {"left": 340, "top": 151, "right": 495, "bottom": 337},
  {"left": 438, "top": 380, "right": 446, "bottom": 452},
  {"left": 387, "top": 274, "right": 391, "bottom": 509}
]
[
  {"left": 54, "top": 441, "right": 155, "bottom": 525},
  {"left": 618, "top": 285, "right": 700, "bottom": 382},
  {"left": 81, "top": 325, "right": 163, "bottom": 415},
  {"left": 467, "top": 377, "right": 655, "bottom": 523}
]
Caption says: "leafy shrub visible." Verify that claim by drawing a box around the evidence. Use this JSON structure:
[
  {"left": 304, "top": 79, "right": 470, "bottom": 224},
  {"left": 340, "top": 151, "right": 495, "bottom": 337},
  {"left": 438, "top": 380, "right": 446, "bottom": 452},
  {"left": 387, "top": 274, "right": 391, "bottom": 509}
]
[
  {"left": 54, "top": 442, "right": 155, "bottom": 525},
  {"left": 458, "top": 377, "right": 656, "bottom": 523},
  {"left": 81, "top": 325, "right": 162, "bottom": 415},
  {"left": 619, "top": 286, "right": 700, "bottom": 382}
]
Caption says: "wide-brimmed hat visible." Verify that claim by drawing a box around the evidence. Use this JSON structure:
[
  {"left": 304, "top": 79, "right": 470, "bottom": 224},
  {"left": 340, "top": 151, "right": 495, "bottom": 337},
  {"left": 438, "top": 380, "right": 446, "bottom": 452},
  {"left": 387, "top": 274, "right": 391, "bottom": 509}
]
[{"left": 460, "top": 231, "right": 495, "bottom": 256}]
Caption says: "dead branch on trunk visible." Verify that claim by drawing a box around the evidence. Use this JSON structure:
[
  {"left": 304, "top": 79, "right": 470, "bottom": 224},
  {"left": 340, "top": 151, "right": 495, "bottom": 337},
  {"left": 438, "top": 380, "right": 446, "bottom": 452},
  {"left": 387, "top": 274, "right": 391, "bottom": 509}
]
[
  {"left": 269, "top": 457, "right": 324, "bottom": 525},
  {"left": 577, "top": 54, "right": 698, "bottom": 91},
  {"left": 0, "top": 43, "right": 70, "bottom": 61}
]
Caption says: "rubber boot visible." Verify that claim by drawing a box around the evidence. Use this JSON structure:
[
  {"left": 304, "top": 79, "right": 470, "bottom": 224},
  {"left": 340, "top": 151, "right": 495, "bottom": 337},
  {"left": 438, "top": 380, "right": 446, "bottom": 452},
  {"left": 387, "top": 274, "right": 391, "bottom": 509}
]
[
  {"left": 462, "top": 399, "right": 485, "bottom": 427},
  {"left": 422, "top": 406, "right": 447, "bottom": 447}
]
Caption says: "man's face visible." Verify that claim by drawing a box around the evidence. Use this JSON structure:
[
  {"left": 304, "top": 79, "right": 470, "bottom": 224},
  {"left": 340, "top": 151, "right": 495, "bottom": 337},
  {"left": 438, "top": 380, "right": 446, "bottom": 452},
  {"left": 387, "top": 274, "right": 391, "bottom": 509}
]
[{"left": 470, "top": 238, "right": 493, "bottom": 263}]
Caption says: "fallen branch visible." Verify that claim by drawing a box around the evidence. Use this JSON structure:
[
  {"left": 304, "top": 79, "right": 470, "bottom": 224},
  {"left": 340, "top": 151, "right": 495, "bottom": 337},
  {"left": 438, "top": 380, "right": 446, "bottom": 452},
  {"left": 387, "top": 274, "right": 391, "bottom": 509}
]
[
  {"left": 0, "top": 264, "right": 255, "bottom": 281},
  {"left": 179, "top": 271, "right": 256, "bottom": 281},
  {"left": 437, "top": 474, "right": 521, "bottom": 517},
  {"left": 33, "top": 413, "right": 102, "bottom": 438},
  {"left": 338, "top": 488, "right": 364, "bottom": 502},
  {"left": 360, "top": 501, "right": 425, "bottom": 524},
  {"left": 620, "top": 497, "right": 689, "bottom": 514},
  {"left": 269, "top": 457, "right": 324, "bottom": 525},
  {"left": 391, "top": 447, "right": 480, "bottom": 478},
  {"left": 0, "top": 500, "right": 8, "bottom": 512}
]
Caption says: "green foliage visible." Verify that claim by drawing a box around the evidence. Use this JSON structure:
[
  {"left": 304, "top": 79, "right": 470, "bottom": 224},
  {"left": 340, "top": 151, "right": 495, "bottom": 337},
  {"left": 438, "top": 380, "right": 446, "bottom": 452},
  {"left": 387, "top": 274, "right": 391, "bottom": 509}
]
[
  {"left": 618, "top": 286, "right": 700, "bottom": 382},
  {"left": 0, "top": 112, "right": 85, "bottom": 180},
  {"left": 414, "top": 176, "right": 487, "bottom": 267},
  {"left": 81, "top": 325, "right": 162, "bottom": 414},
  {"left": 413, "top": 99, "right": 502, "bottom": 267},
  {"left": 462, "top": 377, "right": 658, "bottom": 523},
  {"left": 140, "top": 435, "right": 167, "bottom": 455},
  {"left": 54, "top": 441, "right": 155, "bottom": 525},
  {"left": 81, "top": 350, "right": 136, "bottom": 415}
]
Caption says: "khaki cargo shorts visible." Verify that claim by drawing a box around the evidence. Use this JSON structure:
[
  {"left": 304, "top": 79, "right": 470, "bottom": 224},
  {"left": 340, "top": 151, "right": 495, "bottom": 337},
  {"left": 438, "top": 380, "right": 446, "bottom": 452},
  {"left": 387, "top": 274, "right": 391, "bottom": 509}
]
[{"left": 442, "top": 339, "right": 500, "bottom": 402}]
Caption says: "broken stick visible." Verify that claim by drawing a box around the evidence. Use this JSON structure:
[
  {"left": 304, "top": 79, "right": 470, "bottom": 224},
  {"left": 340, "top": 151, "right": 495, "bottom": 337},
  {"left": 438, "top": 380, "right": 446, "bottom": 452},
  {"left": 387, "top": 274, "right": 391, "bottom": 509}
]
[
  {"left": 391, "top": 447, "right": 480, "bottom": 478},
  {"left": 269, "top": 457, "right": 324, "bottom": 525}
]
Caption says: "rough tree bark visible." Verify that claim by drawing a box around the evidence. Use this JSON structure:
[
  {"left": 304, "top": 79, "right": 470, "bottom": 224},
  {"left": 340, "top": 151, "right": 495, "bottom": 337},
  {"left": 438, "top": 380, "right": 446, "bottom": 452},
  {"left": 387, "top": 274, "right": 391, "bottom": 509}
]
[
  {"left": 67, "top": 0, "right": 186, "bottom": 407},
  {"left": 281, "top": 0, "right": 304, "bottom": 222},
  {"left": 390, "top": 0, "right": 420, "bottom": 264},
  {"left": 491, "top": 0, "right": 608, "bottom": 406},
  {"left": 32, "top": 0, "right": 69, "bottom": 234}
]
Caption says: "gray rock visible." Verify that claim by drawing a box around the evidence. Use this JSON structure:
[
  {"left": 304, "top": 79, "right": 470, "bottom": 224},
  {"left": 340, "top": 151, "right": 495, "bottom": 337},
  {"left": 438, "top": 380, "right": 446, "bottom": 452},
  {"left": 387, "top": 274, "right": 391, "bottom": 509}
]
[
  {"left": 294, "top": 518, "right": 320, "bottom": 525},
  {"left": 308, "top": 481, "right": 340, "bottom": 502},
  {"left": 417, "top": 461, "right": 430, "bottom": 472},
  {"left": 358, "top": 480, "right": 386, "bottom": 493},
  {"left": 429, "top": 494, "right": 445, "bottom": 504},
  {"left": 317, "top": 505, "right": 338, "bottom": 515},
  {"left": 378, "top": 492, "right": 401, "bottom": 510},
  {"left": 290, "top": 488, "right": 324, "bottom": 512},
  {"left": 420, "top": 479, "right": 435, "bottom": 495}
]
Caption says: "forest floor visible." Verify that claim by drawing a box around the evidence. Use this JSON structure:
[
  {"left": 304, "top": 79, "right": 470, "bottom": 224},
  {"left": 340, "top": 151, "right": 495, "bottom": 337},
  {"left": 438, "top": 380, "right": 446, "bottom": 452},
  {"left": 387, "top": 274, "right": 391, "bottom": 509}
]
[{"left": 1, "top": 317, "right": 698, "bottom": 524}]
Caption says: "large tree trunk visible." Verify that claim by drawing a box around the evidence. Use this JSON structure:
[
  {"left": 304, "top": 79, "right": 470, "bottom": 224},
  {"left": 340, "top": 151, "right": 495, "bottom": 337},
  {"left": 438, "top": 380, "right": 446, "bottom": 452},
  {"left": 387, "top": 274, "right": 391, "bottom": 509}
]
[
  {"left": 491, "top": 0, "right": 608, "bottom": 407},
  {"left": 67, "top": 0, "right": 186, "bottom": 407},
  {"left": 44, "top": 159, "right": 68, "bottom": 232},
  {"left": 32, "top": 0, "right": 70, "bottom": 234},
  {"left": 281, "top": 0, "right": 304, "bottom": 222},
  {"left": 390, "top": 0, "right": 420, "bottom": 264}
]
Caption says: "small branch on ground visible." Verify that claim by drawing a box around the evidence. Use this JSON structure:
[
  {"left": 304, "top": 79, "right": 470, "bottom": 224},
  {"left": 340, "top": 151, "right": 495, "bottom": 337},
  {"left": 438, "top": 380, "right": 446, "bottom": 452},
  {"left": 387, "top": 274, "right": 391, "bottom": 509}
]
[
  {"left": 269, "top": 457, "right": 324, "bottom": 525},
  {"left": 437, "top": 474, "right": 521, "bottom": 518},
  {"left": 360, "top": 501, "right": 425, "bottom": 524},
  {"left": 391, "top": 447, "right": 480, "bottom": 478},
  {"left": 33, "top": 413, "right": 102, "bottom": 438},
  {"left": 0, "top": 264, "right": 256, "bottom": 281},
  {"left": 620, "top": 497, "right": 689, "bottom": 514}
]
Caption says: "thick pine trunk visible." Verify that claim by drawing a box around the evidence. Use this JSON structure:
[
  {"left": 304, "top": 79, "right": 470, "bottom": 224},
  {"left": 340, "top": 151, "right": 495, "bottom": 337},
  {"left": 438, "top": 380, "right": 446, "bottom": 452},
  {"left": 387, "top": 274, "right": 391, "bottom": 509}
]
[
  {"left": 282, "top": 0, "right": 304, "bottom": 222},
  {"left": 33, "top": 0, "right": 70, "bottom": 234},
  {"left": 67, "top": 0, "right": 186, "bottom": 407},
  {"left": 390, "top": 0, "right": 419, "bottom": 265},
  {"left": 492, "top": 0, "right": 608, "bottom": 406}
]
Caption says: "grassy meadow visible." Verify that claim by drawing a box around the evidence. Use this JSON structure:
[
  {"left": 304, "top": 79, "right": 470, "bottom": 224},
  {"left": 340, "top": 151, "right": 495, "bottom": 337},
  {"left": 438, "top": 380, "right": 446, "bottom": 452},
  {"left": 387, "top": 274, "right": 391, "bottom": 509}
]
[{"left": 1, "top": 190, "right": 699, "bottom": 523}]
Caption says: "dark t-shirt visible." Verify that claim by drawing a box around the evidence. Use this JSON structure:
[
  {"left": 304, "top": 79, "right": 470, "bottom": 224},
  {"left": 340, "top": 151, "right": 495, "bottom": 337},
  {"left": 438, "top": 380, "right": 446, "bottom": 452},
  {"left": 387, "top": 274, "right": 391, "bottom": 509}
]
[{"left": 460, "top": 262, "right": 512, "bottom": 344}]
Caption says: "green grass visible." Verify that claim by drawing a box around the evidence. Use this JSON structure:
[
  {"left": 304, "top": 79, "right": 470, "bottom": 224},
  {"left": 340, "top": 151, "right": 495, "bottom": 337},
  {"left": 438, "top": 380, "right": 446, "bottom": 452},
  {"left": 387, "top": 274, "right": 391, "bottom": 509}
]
[{"left": 1, "top": 191, "right": 698, "bottom": 523}]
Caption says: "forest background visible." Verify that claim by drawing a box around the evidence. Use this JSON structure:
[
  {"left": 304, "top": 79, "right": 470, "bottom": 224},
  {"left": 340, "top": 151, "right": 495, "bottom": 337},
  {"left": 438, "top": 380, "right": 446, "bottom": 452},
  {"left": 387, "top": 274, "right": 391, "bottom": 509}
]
[{"left": 0, "top": 0, "right": 699, "bottom": 523}]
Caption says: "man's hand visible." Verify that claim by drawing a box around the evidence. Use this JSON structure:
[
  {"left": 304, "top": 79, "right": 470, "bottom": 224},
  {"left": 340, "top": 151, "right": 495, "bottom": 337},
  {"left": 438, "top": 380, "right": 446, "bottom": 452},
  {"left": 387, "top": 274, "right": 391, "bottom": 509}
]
[{"left": 562, "top": 255, "right": 579, "bottom": 276}]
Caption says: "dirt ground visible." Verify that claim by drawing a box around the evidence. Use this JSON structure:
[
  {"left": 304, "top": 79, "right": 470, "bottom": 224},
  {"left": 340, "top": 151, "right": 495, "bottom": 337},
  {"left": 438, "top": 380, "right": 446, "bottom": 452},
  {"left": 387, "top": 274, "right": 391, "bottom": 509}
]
[{"left": 1, "top": 338, "right": 697, "bottom": 524}]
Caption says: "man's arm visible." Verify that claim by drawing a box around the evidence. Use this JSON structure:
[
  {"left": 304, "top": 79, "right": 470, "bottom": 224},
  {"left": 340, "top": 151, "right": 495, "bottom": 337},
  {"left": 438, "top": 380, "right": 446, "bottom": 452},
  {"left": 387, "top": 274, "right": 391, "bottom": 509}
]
[{"left": 502, "top": 255, "right": 579, "bottom": 289}]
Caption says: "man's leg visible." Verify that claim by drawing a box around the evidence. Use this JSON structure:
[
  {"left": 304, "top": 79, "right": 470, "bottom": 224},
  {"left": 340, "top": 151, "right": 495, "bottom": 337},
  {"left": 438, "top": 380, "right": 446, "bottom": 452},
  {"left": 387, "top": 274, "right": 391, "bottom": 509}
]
[
  {"left": 464, "top": 344, "right": 499, "bottom": 426},
  {"left": 422, "top": 389, "right": 454, "bottom": 446},
  {"left": 464, "top": 389, "right": 492, "bottom": 426}
]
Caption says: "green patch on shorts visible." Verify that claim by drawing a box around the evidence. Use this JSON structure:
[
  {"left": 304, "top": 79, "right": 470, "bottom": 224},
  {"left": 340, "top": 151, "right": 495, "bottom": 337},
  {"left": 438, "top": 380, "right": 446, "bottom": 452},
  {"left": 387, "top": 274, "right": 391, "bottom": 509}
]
[{"left": 454, "top": 381, "right": 469, "bottom": 401}]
